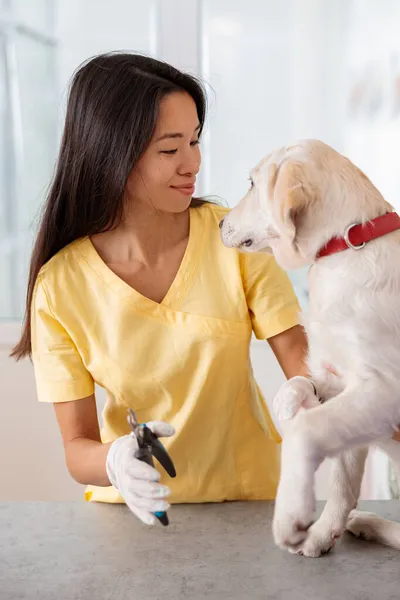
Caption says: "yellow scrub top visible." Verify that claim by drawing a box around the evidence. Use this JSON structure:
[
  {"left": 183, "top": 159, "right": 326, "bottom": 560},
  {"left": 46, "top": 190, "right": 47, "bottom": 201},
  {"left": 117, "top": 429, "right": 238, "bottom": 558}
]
[{"left": 31, "top": 203, "right": 300, "bottom": 504}]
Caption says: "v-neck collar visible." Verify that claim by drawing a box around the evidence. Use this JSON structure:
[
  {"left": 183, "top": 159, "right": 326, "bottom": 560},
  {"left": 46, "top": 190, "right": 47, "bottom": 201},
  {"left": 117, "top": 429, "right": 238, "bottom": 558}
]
[{"left": 77, "top": 207, "right": 204, "bottom": 312}]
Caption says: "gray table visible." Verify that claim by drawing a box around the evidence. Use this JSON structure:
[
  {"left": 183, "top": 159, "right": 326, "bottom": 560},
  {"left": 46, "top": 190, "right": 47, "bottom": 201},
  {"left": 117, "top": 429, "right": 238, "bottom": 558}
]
[{"left": 0, "top": 501, "right": 399, "bottom": 600}]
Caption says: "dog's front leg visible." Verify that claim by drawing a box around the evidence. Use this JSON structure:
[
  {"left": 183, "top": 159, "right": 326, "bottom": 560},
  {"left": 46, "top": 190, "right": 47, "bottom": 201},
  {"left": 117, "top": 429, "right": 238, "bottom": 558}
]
[
  {"left": 272, "top": 382, "right": 399, "bottom": 550},
  {"left": 290, "top": 447, "right": 368, "bottom": 557}
]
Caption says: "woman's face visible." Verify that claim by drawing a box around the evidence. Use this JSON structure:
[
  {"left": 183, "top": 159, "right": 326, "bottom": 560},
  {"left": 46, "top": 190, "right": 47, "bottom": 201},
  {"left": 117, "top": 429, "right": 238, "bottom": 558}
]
[{"left": 126, "top": 91, "right": 202, "bottom": 214}]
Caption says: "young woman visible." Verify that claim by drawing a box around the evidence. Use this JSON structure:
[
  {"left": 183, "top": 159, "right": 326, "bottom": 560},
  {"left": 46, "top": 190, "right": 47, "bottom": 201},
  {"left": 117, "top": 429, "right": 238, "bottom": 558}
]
[{"left": 12, "top": 53, "right": 309, "bottom": 525}]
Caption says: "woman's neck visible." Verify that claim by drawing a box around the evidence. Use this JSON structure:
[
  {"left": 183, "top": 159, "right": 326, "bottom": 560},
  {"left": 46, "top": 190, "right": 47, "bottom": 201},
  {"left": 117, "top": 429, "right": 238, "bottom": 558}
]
[{"left": 92, "top": 205, "right": 190, "bottom": 268}]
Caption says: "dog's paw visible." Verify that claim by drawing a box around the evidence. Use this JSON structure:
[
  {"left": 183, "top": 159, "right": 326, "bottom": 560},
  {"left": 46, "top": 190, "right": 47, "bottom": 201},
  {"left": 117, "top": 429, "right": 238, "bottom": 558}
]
[
  {"left": 288, "top": 519, "right": 341, "bottom": 558},
  {"left": 346, "top": 510, "right": 381, "bottom": 542},
  {"left": 272, "top": 475, "right": 316, "bottom": 549}
]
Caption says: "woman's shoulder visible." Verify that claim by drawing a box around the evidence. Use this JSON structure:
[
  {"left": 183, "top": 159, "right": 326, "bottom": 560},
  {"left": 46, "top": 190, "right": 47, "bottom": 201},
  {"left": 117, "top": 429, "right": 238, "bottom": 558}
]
[
  {"left": 192, "top": 201, "right": 230, "bottom": 238},
  {"left": 195, "top": 200, "right": 230, "bottom": 221},
  {"left": 37, "top": 237, "right": 89, "bottom": 290},
  {"left": 192, "top": 201, "right": 243, "bottom": 277}
]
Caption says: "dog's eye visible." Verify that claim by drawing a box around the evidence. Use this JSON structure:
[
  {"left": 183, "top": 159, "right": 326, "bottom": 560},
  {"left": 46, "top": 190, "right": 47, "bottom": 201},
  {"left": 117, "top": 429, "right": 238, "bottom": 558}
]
[{"left": 248, "top": 178, "right": 254, "bottom": 189}]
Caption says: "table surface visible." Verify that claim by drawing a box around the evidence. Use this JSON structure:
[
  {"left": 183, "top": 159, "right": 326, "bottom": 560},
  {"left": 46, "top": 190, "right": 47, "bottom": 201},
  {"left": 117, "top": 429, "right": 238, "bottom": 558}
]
[{"left": 1, "top": 500, "right": 399, "bottom": 600}]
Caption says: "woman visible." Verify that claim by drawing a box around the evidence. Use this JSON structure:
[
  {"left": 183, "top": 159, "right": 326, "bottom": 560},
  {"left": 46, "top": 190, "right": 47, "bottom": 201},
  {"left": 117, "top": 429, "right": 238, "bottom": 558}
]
[{"left": 12, "top": 53, "right": 310, "bottom": 525}]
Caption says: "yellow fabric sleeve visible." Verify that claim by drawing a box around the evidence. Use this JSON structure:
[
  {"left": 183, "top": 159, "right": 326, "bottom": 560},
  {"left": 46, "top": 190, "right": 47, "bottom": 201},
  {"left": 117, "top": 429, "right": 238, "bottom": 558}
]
[
  {"left": 240, "top": 252, "right": 301, "bottom": 339},
  {"left": 31, "top": 275, "right": 95, "bottom": 403}
]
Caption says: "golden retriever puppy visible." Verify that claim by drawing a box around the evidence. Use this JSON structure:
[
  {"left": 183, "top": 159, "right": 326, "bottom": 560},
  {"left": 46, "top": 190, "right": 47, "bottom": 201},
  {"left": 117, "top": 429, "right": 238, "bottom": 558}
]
[{"left": 220, "top": 139, "right": 400, "bottom": 557}]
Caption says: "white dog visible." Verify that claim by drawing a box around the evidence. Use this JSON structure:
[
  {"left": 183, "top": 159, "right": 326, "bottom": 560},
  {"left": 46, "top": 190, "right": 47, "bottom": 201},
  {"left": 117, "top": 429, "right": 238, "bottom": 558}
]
[{"left": 220, "top": 139, "right": 400, "bottom": 557}]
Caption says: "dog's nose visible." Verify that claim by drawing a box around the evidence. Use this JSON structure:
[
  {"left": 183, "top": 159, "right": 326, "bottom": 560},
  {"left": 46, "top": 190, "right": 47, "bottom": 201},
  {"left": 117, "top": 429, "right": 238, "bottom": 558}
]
[
  {"left": 242, "top": 239, "right": 253, "bottom": 248},
  {"left": 219, "top": 218, "right": 224, "bottom": 229}
]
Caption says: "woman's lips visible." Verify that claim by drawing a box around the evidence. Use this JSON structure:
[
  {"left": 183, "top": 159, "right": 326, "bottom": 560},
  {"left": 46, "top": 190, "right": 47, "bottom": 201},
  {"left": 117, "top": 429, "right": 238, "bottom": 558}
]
[{"left": 171, "top": 185, "right": 195, "bottom": 196}]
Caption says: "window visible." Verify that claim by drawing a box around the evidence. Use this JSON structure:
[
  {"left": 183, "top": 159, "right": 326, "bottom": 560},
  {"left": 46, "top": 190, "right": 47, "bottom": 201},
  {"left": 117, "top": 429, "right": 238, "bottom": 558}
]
[{"left": 0, "top": 0, "right": 57, "bottom": 321}]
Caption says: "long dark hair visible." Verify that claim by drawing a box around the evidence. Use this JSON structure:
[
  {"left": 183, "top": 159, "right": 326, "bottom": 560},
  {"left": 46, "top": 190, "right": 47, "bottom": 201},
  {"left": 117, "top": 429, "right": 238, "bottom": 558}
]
[{"left": 11, "top": 52, "right": 208, "bottom": 360}]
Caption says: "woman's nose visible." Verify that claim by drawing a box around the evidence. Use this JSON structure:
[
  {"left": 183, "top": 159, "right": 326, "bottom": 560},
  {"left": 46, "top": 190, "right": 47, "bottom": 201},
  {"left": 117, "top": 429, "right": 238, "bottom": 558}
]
[{"left": 178, "top": 148, "right": 201, "bottom": 176}]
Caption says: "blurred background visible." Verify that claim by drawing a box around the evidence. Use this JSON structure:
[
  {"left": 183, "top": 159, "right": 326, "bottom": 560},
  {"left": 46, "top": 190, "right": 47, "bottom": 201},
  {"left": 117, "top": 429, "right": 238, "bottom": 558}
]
[{"left": 1, "top": 0, "right": 399, "bottom": 501}]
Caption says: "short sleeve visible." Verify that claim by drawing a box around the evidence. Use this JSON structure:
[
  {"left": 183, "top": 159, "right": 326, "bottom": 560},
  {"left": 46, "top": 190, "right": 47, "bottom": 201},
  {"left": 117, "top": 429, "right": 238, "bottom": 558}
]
[
  {"left": 240, "top": 252, "right": 301, "bottom": 340},
  {"left": 31, "top": 275, "right": 95, "bottom": 403}
]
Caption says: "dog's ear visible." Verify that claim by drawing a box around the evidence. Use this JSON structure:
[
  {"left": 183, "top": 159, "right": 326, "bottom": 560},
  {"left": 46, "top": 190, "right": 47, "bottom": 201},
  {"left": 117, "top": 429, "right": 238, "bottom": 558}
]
[{"left": 270, "top": 161, "right": 315, "bottom": 240}]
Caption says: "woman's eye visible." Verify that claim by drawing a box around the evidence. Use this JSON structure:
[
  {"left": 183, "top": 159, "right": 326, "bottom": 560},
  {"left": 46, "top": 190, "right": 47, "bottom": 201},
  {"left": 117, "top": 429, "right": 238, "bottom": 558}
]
[
  {"left": 160, "top": 140, "right": 199, "bottom": 155},
  {"left": 249, "top": 179, "right": 254, "bottom": 189}
]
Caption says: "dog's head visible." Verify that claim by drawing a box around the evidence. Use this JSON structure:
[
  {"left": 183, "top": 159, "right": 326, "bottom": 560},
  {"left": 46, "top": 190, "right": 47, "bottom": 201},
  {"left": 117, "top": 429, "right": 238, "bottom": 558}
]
[{"left": 220, "top": 139, "right": 391, "bottom": 270}]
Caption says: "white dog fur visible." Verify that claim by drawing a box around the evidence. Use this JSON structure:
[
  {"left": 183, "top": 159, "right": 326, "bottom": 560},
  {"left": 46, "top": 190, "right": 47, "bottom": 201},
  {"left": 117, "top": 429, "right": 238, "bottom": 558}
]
[{"left": 220, "top": 139, "right": 400, "bottom": 557}]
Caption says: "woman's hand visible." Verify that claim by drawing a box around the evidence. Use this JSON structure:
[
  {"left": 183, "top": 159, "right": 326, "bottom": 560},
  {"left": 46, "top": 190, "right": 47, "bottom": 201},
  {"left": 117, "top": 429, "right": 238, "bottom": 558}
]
[
  {"left": 106, "top": 421, "right": 175, "bottom": 525},
  {"left": 273, "top": 375, "right": 320, "bottom": 436}
]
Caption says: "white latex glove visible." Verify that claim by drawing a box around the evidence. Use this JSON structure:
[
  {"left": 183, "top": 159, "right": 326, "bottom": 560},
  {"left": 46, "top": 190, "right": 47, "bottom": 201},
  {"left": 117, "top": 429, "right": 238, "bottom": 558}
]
[
  {"left": 106, "top": 421, "right": 175, "bottom": 525},
  {"left": 273, "top": 376, "right": 320, "bottom": 436}
]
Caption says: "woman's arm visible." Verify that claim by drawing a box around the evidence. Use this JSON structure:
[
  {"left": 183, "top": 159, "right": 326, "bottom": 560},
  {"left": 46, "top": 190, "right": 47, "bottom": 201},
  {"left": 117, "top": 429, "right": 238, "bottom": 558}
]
[
  {"left": 267, "top": 324, "right": 309, "bottom": 379},
  {"left": 53, "top": 395, "right": 112, "bottom": 486}
]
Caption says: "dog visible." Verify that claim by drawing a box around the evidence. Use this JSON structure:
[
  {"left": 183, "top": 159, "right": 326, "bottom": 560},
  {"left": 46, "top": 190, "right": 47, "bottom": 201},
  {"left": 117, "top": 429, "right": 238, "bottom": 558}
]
[{"left": 220, "top": 139, "right": 400, "bottom": 557}]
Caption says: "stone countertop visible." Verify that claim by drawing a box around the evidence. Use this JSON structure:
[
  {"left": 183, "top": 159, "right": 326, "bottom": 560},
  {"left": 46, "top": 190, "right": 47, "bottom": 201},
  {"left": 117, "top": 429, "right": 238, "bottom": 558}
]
[{"left": 1, "top": 500, "right": 399, "bottom": 599}]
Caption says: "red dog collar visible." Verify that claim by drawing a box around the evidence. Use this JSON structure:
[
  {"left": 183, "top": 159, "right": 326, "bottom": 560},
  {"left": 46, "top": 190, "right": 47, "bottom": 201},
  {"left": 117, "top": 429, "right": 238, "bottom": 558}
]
[{"left": 317, "top": 212, "right": 400, "bottom": 259}]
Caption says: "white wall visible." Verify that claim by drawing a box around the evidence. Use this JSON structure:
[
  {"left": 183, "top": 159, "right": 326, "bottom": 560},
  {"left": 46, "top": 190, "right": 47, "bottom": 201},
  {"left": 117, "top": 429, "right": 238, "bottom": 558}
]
[
  {"left": 343, "top": 0, "right": 400, "bottom": 212},
  {"left": 0, "top": 347, "right": 84, "bottom": 500}
]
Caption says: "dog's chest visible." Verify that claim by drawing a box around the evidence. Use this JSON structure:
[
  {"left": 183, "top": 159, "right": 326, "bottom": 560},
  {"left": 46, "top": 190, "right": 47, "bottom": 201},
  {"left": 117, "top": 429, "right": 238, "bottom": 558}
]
[
  {"left": 305, "top": 260, "right": 400, "bottom": 376},
  {"left": 305, "top": 267, "right": 360, "bottom": 361},
  {"left": 302, "top": 293, "right": 357, "bottom": 385}
]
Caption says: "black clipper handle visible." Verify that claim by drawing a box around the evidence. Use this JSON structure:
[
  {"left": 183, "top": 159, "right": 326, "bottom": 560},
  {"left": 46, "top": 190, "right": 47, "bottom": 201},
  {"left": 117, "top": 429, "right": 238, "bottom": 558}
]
[{"left": 135, "top": 434, "right": 174, "bottom": 527}]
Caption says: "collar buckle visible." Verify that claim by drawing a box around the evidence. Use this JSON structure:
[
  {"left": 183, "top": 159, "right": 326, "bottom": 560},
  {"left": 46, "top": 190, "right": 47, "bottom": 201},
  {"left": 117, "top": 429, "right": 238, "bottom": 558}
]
[{"left": 343, "top": 223, "right": 365, "bottom": 250}]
